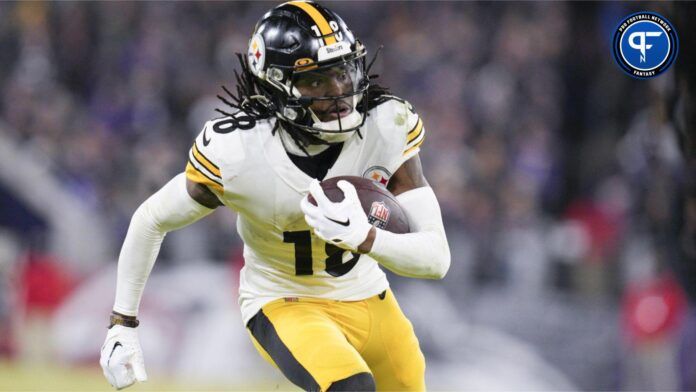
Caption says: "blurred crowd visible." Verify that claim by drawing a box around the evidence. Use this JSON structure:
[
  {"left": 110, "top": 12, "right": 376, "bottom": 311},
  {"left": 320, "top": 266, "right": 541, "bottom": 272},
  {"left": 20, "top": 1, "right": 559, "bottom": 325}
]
[{"left": 0, "top": 2, "right": 693, "bottom": 390}]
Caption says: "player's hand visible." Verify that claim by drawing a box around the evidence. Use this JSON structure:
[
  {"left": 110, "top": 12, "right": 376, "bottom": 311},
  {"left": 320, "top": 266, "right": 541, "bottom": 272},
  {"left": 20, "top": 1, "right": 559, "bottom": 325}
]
[
  {"left": 301, "top": 179, "right": 372, "bottom": 251},
  {"left": 100, "top": 325, "right": 148, "bottom": 390}
]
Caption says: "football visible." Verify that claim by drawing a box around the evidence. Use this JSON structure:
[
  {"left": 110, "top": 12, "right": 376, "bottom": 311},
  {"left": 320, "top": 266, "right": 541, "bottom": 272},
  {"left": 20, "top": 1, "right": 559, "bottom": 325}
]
[{"left": 308, "top": 176, "right": 410, "bottom": 234}]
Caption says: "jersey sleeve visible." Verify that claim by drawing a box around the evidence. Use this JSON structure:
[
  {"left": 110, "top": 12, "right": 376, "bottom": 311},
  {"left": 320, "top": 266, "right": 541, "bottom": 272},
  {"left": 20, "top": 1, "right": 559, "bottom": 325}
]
[
  {"left": 385, "top": 99, "right": 426, "bottom": 172},
  {"left": 185, "top": 121, "right": 224, "bottom": 195},
  {"left": 402, "top": 106, "right": 425, "bottom": 161}
]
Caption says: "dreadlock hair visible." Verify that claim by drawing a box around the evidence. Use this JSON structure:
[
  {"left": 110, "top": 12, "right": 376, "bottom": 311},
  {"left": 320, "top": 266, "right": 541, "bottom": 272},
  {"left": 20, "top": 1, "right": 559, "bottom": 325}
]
[
  {"left": 360, "top": 45, "right": 392, "bottom": 111},
  {"left": 216, "top": 50, "right": 390, "bottom": 156},
  {"left": 215, "top": 53, "right": 276, "bottom": 120}
]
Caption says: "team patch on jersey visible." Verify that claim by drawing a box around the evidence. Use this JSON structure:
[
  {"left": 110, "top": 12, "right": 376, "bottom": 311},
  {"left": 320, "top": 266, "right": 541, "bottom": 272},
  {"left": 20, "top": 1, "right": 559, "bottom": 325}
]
[
  {"left": 363, "top": 166, "right": 391, "bottom": 186},
  {"left": 368, "top": 201, "right": 390, "bottom": 229},
  {"left": 248, "top": 34, "right": 265, "bottom": 76}
]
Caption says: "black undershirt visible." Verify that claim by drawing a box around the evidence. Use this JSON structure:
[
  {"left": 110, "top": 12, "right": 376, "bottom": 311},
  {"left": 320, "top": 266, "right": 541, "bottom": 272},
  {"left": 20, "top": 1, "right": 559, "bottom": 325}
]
[{"left": 287, "top": 143, "right": 343, "bottom": 180}]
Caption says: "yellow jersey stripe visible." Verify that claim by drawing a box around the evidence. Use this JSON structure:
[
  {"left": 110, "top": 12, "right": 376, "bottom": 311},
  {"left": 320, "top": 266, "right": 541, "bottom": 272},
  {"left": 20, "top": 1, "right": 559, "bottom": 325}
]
[
  {"left": 403, "top": 134, "right": 425, "bottom": 156},
  {"left": 186, "top": 161, "right": 224, "bottom": 194},
  {"left": 406, "top": 127, "right": 425, "bottom": 149},
  {"left": 289, "top": 1, "right": 337, "bottom": 45},
  {"left": 188, "top": 152, "right": 221, "bottom": 183},
  {"left": 407, "top": 119, "right": 424, "bottom": 143},
  {"left": 192, "top": 143, "right": 221, "bottom": 178},
  {"left": 186, "top": 159, "right": 222, "bottom": 186}
]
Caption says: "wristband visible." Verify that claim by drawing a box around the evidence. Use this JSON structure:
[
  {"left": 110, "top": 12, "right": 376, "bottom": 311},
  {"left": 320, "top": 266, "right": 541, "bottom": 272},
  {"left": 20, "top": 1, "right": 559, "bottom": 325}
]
[{"left": 109, "top": 312, "right": 140, "bottom": 328}]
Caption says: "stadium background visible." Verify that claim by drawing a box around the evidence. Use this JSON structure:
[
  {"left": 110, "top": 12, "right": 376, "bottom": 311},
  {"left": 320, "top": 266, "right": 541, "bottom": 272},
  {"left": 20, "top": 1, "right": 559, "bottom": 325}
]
[{"left": 0, "top": 1, "right": 694, "bottom": 390}]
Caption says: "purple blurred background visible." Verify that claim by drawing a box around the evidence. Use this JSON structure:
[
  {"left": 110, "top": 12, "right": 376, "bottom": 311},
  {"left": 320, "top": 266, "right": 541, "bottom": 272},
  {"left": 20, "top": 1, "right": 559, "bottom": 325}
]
[{"left": 0, "top": 2, "right": 693, "bottom": 390}]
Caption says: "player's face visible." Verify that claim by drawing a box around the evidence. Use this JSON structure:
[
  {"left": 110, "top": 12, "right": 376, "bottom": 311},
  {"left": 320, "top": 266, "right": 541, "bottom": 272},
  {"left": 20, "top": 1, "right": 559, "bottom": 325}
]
[{"left": 293, "top": 64, "right": 358, "bottom": 122}]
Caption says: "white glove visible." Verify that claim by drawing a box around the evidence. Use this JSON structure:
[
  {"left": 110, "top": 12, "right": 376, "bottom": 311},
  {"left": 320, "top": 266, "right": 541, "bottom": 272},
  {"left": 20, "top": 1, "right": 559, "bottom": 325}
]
[
  {"left": 301, "top": 179, "right": 373, "bottom": 251},
  {"left": 100, "top": 325, "right": 148, "bottom": 390}
]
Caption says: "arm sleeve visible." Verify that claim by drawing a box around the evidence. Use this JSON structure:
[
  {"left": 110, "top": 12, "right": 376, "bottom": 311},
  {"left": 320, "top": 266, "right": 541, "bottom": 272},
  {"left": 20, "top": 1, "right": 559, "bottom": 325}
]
[
  {"left": 112, "top": 173, "right": 214, "bottom": 316},
  {"left": 367, "top": 186, "right": 450, "bottom": 279}
]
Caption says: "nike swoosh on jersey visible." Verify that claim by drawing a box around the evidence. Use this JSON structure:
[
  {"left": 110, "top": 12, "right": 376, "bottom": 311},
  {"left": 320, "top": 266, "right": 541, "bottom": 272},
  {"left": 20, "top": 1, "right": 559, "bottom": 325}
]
[
  {"left": 327, "top": 217, "right": 350, "bottom": 226},
  {"left": 107, "top": 342, "right": 123, "bottom": 366},
  {"left": 202, "top": 128, "right": 212, "bottom": 146}
]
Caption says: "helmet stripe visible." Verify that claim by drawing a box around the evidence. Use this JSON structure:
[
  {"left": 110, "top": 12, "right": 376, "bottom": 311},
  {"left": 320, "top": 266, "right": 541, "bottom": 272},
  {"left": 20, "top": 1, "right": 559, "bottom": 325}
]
[{"left": 288, "top": 1, "right": 337, "bottom": 45}]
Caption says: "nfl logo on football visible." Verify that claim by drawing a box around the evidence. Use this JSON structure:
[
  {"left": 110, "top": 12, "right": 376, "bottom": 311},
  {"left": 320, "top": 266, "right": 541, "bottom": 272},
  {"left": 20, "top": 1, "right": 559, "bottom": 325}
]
[{"left": 368, "top": 201, "right": 390, "bottom": 229}]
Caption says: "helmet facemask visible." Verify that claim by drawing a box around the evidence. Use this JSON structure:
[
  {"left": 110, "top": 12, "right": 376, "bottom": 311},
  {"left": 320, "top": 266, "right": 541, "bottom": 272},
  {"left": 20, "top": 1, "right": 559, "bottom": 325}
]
[{"left": 265, "top": 46, "right": 369, "bottom": 144}]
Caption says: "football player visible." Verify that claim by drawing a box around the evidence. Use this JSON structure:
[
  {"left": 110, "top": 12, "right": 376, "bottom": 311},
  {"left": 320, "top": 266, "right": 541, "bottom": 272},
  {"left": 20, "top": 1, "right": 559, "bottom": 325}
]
[{"left": 99, "top": 1, "right": 450, "bottom": 391}]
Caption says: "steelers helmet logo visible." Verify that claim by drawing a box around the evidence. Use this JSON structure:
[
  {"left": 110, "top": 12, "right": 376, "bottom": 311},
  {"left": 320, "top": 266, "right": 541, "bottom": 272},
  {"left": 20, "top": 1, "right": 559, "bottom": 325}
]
[{"left": 248, "top": 34, "right": 266, "bottom": 76}]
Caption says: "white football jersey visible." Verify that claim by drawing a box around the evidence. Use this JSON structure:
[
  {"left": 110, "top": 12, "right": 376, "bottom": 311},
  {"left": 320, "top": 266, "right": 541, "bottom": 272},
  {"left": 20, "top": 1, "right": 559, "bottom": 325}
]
[{"left": 185, "top": 97, "right": 426, "bottom": 324}]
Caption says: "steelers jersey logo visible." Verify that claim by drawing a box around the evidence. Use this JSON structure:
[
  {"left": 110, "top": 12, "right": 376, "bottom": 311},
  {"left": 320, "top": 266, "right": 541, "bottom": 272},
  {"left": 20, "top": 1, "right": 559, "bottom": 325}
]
[
  {"left": 363, "top": 166, "right": 391, "bottom": 187},
  {"left": 248, "top": 34, "right": 266, "bottom": 76}
]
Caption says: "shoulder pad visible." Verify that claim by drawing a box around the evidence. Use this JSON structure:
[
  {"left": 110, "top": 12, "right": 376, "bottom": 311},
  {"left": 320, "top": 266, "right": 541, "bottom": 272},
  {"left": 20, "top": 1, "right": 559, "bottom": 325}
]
[
  {"left": 185, "top": 115, "right": 256, "bottom": 194},
  {"left": 372, "top": 96, "right": 424, "bottom": 158}
]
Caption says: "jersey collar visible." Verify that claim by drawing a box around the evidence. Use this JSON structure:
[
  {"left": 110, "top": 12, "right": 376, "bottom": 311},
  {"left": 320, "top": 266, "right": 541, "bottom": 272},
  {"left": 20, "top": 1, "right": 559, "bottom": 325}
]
[{"left": 261, "top": 122, "right": 367, "bottom": 194}]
